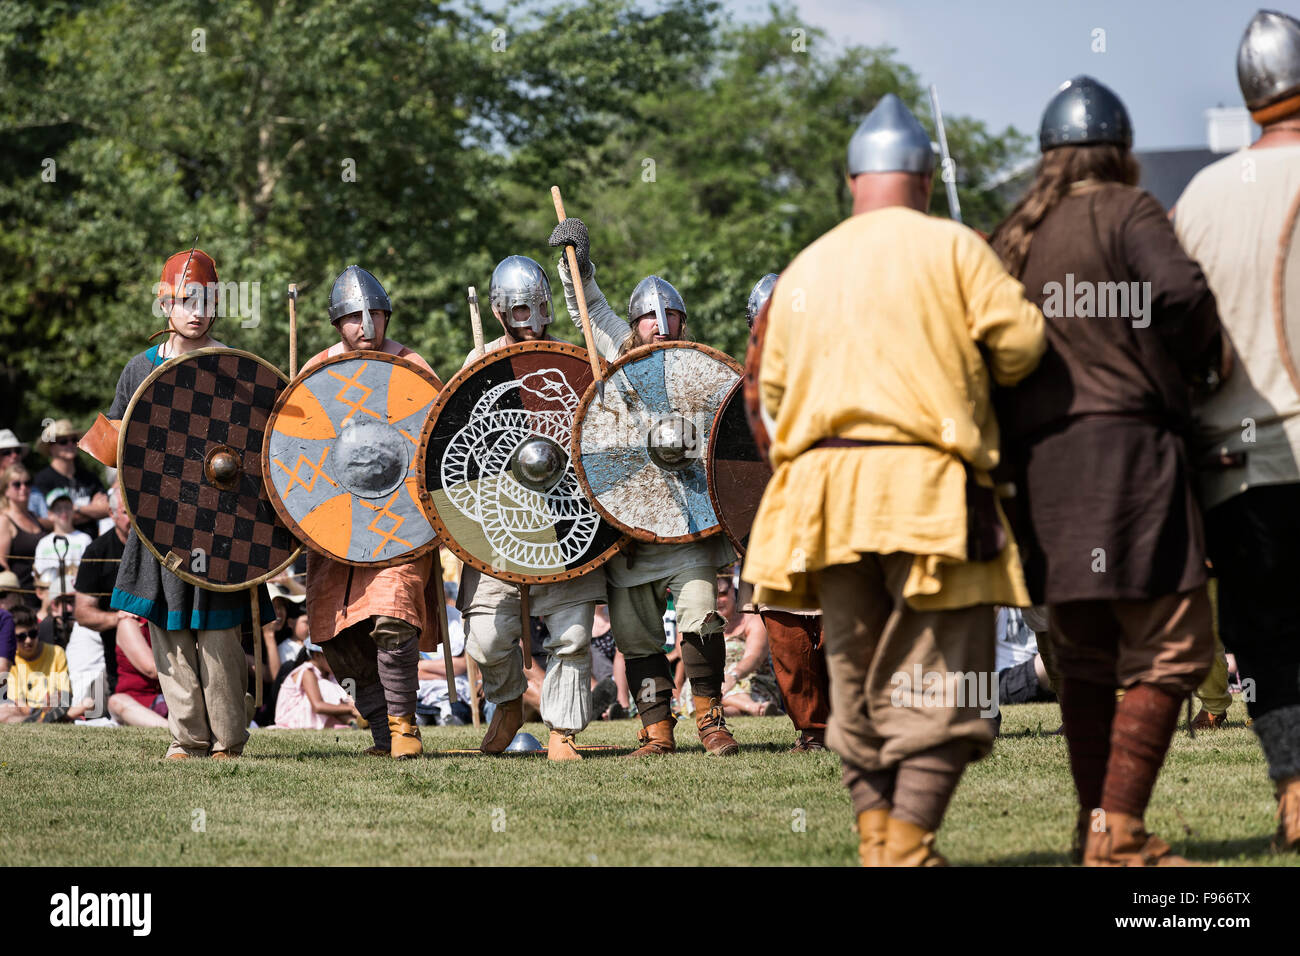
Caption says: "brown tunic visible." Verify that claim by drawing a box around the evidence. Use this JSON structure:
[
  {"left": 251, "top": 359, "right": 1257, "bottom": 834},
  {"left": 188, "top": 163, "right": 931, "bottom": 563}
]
[{"left": 994, "top": 184, "right": 1221, "bottom": 603}]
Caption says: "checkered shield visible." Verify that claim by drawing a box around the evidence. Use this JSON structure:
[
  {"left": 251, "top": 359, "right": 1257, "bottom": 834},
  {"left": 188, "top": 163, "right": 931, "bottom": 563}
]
[{"left": 117, "top": 348, "right": 301, "bottom": 590}]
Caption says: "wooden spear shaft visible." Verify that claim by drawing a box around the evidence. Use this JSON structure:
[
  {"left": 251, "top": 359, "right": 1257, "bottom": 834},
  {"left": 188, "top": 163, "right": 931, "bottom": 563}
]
[
  {"left": 468, "top": 286, "right": 486, "bottom": 359},
  {"left": 550, "top": 186, "right": 605, "bottom": 403},
  {"left": 288, "top": 283, "right": 299, "bottom": 378}
]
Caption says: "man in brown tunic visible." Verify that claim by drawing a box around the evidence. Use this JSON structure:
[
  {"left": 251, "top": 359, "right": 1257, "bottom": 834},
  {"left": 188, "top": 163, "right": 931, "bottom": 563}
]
[{"left": 992, "top": 76, "right": 1223, "bottom": 865}]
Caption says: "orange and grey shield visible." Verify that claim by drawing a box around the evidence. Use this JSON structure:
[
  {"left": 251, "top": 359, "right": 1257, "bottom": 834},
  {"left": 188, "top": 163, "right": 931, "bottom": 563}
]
[{"left": 263, "top": 351, "right": 442, "bottom": 567}]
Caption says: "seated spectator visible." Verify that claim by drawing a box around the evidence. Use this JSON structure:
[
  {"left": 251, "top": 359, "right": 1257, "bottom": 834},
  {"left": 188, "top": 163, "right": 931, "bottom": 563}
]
[
  {"left": 274, "top": 640, "right": 359, "bottom": 729},
  {"left": 107, "top": 615, "right": 168, "bottom": 728},
  {"left": 74, "top": 483, "right": 131, "bottom": 695},
  {"left": 33, "top": 490, "right": 92, "bottom": 578},
  {"left": 33, "top": 569, "right": 54, "bottom": 620},
  {"left": 32, "top": 419, "right": 108, "bottom": 537},
  {"left": 0, "top": 606, "right": 94, "bottom": 723},
  {"left": 994, "top": 606, "right": 1055, "bottom": 707},
  {"left": 589, "top": 605, "right": 631, "bottom": 720},
  {"left": 416, "top": 610, "right": 471, "bottom": 726},
  {"left": 0, "top": 464, "right": 43, "bottom": 605},
  {"left": 717, "top": 573, "right": 782, "bottom": 717},
  {"left": 0, "top": 429, "right": 28, "bottom": 475},
  {"left": 268, "top": 582, "right": 308, "bottom": 667},
  {"left": 0, "top": 570, "right": 18, "bottom": 675},
  {"left": 41, "top": 577, "right": 105, "bottom": 717}
]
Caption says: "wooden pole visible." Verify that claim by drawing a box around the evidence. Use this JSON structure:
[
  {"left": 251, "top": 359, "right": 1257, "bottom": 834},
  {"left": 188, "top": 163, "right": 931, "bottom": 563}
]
[
  {"left": 519, "top": 583, "right": 533, "bottom": 670},
  {"left": 287, "top": 283, "right": 299, "bottom": 378},
  {"left": 467, "top": 657, "right": 482, "bottom": 730},
  {"left": 468, "top": 286, "right": 486, "bottom": 359},
  {"left": 250, "top": 585, "right": 263, "bottom": 709},
  {"left": 550, "top": 186, "right": 605, "bottom": 403},
  {"left": 431, "top": 553, "right": 457, "bottom": 705}
]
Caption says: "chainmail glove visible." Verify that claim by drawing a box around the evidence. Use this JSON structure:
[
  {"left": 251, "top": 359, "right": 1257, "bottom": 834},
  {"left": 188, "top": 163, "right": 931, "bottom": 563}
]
[{"left": 548, "top": 217, "right": 592, "bottom": 279}]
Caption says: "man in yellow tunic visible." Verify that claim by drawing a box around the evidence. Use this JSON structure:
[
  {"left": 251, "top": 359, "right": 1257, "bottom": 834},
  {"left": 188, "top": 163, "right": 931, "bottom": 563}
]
[{"left": 742, "top": 94, "right": 1046, "bottom": 865}]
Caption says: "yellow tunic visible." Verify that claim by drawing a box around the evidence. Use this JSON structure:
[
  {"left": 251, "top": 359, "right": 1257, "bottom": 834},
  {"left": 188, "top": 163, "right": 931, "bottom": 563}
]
[{"left": 742, "top": 207, "right": 1045, "bottom": 610}]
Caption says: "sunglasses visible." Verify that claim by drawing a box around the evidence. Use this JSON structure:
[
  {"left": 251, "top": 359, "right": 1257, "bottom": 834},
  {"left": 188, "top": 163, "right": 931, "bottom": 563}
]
[
  {"left": 9, "top": 480, "right": 30, "bottom": 488},
  {"left": 54, "top": 437, "right": 79, "bottom": 446},
  {"left": 13, "top": 630, "right": 36, "bottom": 642}
]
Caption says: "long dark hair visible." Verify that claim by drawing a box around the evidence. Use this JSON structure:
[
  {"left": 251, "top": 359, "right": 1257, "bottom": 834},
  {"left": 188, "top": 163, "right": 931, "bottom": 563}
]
[{"left": 990, "top": 145, "right": 1140, "bottom": 278}]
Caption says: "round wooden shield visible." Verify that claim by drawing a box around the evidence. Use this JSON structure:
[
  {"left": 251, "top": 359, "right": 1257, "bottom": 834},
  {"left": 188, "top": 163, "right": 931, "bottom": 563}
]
[
  {"left": 573, "top": 342, "right": 741, "bottom": 544},
  {"left": 1275, "top": 185, "right": 1300, "bottom": 397},
  {"left": 742, "top": 296, "right": 774, "bottom": 462},
  {"left": 418, "top": 341, "right": 626, "bottom": 584},
  {"left": 263, "top": 351, "right": 443, "bottom": 567},
  {"left": 707, "top": 379, "right": 772, "bottom": 555},
  {"left": 117, "top": 347, "right": 301, "bottom": 591}
]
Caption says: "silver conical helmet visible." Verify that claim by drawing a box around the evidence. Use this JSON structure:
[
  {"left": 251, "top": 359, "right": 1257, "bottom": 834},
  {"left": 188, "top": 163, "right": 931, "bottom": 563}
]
[
  {"left": 1237, "top": 10, "right": 1300, "bottom": 114},
  {"left": 489, "top": 255, "right": 552, "bottom": 336},
  {"left": 628, "top": 275, "right": 686, "bottom": 336},
  {"left": 328, "top": 265, "right": 391, "bottom": 340},
  {"left": 1039, "top": 75, "right": 1132, "bottom": 151},
  {"left": 846, "top": 93, "right": 935, "bottom": 176},
  {"left": 746, "top": 273, "right": 779, "bottom": 329}
]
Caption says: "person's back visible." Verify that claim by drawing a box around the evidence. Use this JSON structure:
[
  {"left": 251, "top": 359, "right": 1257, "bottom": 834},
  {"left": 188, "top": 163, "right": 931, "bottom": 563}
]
[
  {"left": 768, "top": 206, "right": 1042, "bottom": 471},
  {"left": 1001, "top": 182, "right": 1219, "bottom": 442},
  {"left": 1175, "top": 143, "right": 1300, "bottom": 505}
]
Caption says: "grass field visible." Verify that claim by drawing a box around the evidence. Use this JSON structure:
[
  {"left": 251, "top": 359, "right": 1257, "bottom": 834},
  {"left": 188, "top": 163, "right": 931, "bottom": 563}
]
[{"left": 0, "top": 702, "right": 1293, "bottom": 866}]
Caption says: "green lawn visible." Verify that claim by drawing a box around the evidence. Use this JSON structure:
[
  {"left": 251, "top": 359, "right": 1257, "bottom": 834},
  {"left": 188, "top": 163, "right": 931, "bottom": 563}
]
[{"left": 0, "top": 702, "right": 1291, "bottom": 866}]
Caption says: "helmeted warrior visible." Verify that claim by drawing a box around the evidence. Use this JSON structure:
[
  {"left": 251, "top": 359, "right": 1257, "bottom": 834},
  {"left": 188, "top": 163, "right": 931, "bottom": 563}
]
[
  {"left": 738, "top": 273, "right": 832, "bottom": 751},
  {"left": 547, "top": 221, "right": 741, "bottom": 757},
  {"left": 299, "top": 265, "right": 433, "bottom": 759},
  {"left": 743, "top": 92, "right": 1046, "bottom": 864},
  {"left": 991, "top": 76, "right": 1223, "bottom": 865},
  {"left": 1173, "top": 9, "right": 1300, "bottom": 853},
  {"left": 105, "top": 247, "right": 273, "bottom": 759},
  {"left": 456, "top": 253, "right": 608, "bottom": 761}
]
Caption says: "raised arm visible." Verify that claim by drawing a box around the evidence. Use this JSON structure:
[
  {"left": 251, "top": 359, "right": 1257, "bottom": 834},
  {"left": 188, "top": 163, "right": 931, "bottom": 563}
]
[{"left": 549, "top": 218, "right": 633, "bottom": 362}]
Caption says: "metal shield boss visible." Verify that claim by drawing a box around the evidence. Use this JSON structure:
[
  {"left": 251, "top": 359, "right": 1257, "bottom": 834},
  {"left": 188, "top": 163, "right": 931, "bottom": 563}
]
[
  {"left": 263, "top": 351, "right": 442, "bottom": 566},
  {"left": 117, "top": 347, "right": 301, "bottom": 590},
  {"left": 419, "top": 341, "right": 626, "bottom": 584},
  {"left": 572, "top": 342, "right": 741, "bottom": 543}
]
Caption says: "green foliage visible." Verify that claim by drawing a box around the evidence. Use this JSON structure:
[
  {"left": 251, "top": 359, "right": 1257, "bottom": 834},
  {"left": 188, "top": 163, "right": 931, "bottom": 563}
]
[{"left": 0, "top": 0, "right": 1027, "bottom": 439}]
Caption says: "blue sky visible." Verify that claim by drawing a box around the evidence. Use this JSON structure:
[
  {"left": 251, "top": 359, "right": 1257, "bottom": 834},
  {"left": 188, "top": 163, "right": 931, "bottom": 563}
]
[{"left": 727, "top": 0, "right": 1290, "bottom": 149}]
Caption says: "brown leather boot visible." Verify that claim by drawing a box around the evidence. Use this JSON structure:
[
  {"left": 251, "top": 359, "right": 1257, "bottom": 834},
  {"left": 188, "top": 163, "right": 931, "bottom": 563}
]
[
  {"left": 547, "top": 731, "right": 583, "bottom": 762},
  {"left": 1274, "top": 776, "right": 1300, "bottom": 852},
  {"left": 1083, "top": 810, "right": 1190, "bottom": 866},
  {"left": 362, "top": 744, "right": 390, "bottom": 757},
  {"left": 856, "top": 809, "right": 889, "bottom": 867},
  {"left": 387, "top": 714, "right": 423, "bottom": 760},
  {"left": 1191, "top": 708, "right": 1229, "bottom": 730},
  {"left": 693, "top": 695, "right": 739, "bottom": 756},
  {"left": 883, "top": 817, "right": 948, "bottom": 867},
  {"left": 624, "top": 718, "right": 676, "bottom": 756},
  {"left": 480, "top": 697, "right": 523, "bottom": 754},
  {"left": 210, "top": 749, "right": 242, "bottom": 760}
]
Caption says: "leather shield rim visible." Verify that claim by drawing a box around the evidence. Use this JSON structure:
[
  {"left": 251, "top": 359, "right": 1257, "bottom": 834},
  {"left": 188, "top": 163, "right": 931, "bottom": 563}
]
[
  {"left": 741, "top": 297, "right": 773, "bottom": 463},
  {"left": 572, "top": 340, "right": 742, "bottom": 544},
  {"left": 416, "top": 339, "right": 628, "bottom": 585},
  {"left": 1275, "top": 185, "right": 1300, "bottom": 398},
  {"left": 706, "top": 377, "right": 772, "bottom": 557},
  {"left": 118, "top": 346, "right": 301, "bottom": 592},
  {"left": 263, "top": 349, "right": 444, "bottom": 569}
]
